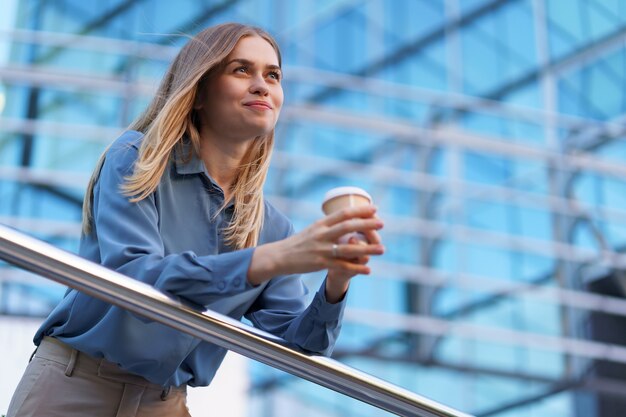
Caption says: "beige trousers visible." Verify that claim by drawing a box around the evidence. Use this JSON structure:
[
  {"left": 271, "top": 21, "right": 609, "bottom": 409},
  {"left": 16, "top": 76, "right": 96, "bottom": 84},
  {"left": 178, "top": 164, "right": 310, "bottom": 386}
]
[{"left": 6, "top": 337, "right": 191, "bottom": 417}]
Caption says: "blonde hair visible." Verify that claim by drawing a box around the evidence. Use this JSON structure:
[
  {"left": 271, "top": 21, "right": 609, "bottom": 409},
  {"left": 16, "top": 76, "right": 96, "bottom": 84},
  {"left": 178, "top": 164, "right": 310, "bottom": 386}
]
[{"left": 82, "top": 23, "right": 281, "bottom": 249}]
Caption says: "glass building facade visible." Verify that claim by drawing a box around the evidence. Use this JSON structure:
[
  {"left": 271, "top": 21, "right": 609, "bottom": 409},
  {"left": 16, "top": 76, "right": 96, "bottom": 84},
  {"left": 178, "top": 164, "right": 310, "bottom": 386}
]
[{"left": 2, "top": 0, "right": 626, "bottom": 416}]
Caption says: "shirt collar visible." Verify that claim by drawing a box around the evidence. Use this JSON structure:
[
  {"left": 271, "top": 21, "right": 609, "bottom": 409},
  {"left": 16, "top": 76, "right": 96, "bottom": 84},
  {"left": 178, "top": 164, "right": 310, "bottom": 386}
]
[
  {"left": 173, "top": 139, "right": 229, "bottom": 200},
  {"left": 174, "top": 140, "right": 205, "bottom": 175}
]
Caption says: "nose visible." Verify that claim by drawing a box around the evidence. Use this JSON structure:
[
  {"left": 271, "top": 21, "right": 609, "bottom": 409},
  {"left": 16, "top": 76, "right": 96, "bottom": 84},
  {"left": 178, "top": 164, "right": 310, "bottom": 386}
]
[{"left": 249, "top": 74, "right": 269, "bottom": 96}]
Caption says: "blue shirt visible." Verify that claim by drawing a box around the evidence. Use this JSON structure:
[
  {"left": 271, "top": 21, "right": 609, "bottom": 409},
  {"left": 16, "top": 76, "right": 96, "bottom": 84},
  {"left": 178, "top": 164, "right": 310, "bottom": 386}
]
[{"left": 35, "top": 130, "right": 346, "bottom": 387}]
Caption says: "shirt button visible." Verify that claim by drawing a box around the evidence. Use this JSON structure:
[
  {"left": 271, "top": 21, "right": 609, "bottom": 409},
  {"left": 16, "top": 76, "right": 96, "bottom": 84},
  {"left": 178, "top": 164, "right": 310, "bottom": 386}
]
[
  {"left": 233, "top": 278, "right": 241, "bottom": 286},
  {"left": 217, "top": 281, "right": 226, "bottom": 290}
]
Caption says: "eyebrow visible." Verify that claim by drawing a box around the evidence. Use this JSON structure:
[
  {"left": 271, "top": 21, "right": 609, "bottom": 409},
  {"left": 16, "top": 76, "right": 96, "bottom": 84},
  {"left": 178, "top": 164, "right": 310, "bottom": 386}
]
[{"left": 225, "top": 58, "right": 281, "bottom": 71}]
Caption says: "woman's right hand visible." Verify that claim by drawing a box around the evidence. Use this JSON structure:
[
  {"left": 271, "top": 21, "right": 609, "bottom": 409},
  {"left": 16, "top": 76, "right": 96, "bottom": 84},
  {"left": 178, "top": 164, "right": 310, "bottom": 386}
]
[{"left": 248, "top": 204, "right": 385, "bottom": 286}]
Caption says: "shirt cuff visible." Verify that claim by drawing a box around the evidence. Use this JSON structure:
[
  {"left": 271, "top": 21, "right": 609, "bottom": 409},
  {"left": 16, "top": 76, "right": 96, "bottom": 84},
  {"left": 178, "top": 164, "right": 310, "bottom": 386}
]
[
  {"left": 310, "top": 278, "right": 347, "bottom": 322},
  {"left": 208, "top": 247, "right": 255, "bottom": 292}
]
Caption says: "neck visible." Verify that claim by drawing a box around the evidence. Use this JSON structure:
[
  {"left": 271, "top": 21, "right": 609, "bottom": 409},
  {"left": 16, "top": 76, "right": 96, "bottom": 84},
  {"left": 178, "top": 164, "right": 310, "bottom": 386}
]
[{"left": 199, "top": 131, "right": 252, "bottom": 201}]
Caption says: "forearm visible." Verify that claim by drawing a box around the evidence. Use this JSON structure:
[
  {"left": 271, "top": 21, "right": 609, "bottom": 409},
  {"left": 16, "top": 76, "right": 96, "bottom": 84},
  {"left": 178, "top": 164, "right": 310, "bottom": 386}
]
[
  {"left": 324, "top": 274, "right": 350, "bottom": 304},
  {"left": 249, "top": 244, "right": 349, "bottom": 304},
  {"left": 247, "top": 240, "right": 284, "bottom": 286}
]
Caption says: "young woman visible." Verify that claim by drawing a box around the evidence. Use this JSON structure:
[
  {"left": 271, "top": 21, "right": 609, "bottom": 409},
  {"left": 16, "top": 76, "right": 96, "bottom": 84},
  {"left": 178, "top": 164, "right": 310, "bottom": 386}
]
[{"left": 7, "top": 22, "right": 384, "bottom": 417}]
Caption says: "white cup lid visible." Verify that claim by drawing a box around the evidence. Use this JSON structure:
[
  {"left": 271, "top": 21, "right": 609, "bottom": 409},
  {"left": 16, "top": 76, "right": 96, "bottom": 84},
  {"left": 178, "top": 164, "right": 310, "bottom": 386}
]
[{"left": 322, "top": 186, "right": 372, "bottom": 204}]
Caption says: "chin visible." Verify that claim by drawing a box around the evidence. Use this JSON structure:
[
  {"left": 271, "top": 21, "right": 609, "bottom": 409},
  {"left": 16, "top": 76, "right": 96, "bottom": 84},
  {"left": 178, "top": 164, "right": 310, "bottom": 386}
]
[{"left": 247, "top": 124, "right": 275, "bottom": 138}]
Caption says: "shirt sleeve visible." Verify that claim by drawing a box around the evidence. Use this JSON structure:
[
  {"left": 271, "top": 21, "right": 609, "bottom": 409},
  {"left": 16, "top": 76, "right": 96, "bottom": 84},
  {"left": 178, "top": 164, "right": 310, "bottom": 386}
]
[
  {"left": 89, "top": 138, "right": 254, "bottom": 308},
  {"left": 244, "top": 224, "right": 347, "bottom": 356}
]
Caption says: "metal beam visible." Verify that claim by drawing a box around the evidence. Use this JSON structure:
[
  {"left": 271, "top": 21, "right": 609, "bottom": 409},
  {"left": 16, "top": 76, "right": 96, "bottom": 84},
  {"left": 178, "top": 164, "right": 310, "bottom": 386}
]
[
  {"left": 0, "top": 28, "right": 178, "bottom": 60},
  {"left": 279, "top": 105, "right": 626, "bottom": 178},
  {"left": 0, "top": 65, "right": 157, "bottom": 95}
]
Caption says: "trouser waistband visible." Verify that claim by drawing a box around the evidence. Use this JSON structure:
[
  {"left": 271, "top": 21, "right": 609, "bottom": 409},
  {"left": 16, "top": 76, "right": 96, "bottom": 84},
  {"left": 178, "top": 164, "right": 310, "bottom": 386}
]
[{"left": 36, "top": 336, "right": 184, "bottom": 398}]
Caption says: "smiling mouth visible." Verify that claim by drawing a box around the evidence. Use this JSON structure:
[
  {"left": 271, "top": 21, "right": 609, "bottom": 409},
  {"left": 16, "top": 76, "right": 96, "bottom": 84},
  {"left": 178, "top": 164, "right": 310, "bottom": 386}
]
[{"left": 244, "top": 101, "right": 272, "bottom": 110}]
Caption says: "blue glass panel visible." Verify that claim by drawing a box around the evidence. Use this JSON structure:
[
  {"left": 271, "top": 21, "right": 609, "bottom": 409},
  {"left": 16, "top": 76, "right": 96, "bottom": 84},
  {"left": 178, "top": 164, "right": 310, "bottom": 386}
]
[
  {"left": 504, "top": 2, "right": 537, "bottom": 68},
  {"left": 465, "top": 243, "right": 513, "bottom": 280},
  {"left": 381, "top": 40, "right": 447, "bottom": 90},
  {"left": 461, "top": 1, "right": 536, "bottom": 96},
  {"left": 35, "top": 88, "right": 123, "bottom": 129},
  {"left": 601, "top": 177, "right": 626, "bottom": 212},
  {"left": 547, "top": 0, "right": 585, "bottom": 60},
  {"left": 572, "top": 172, "right": 601, "bottom": 205},
  {"left": 605, "top": 221, "right": 626, "bottom": 248},
  {"left": 465, "top": 199, "right": 508, "bottom": 232},
  {"left": 586, "top": 0, "right": 624, "bottom": 39},
  {"left": 464, "top": 151, "right": 512, "bottom": 185},
  {"left": 2, "top": 85, "right": 30, "bottom": 118},
  {"left": 502, "top": 392, "right": 573, "bottom": 416},
  {"left": 0, "top": 133, "right": 20, "bottom": 166},
  {"left": 461, "top": 23, "right": 499, "bottom": 94},
  {"left": 501, "top": 73, "right": 542, "bottom": 109},
  {"left": 548, "top": 0, "right": 626, "bottom": 61},
  {"left": 464, "top": 199, "right": 553, "bottom": 243},
  {"left": 458, "top": 0, "right": 492, "bottom": 14},
  {"left": 383, "top": 0, "right": 445, "bottom": 50},
  {"left": 432, "top": 238, "right": 457, "bottom": 272},
  {"left": 9, "top": 184, "right": 81, "bottom": 222},
  {"left": 594, "top": 130, "right": 626, "bottom": 164},
  {"left": 516, "top": 206, "right": 553, "bottom": 241},
  {"left": 518, "top": 253, "right": 554, "bottom": 280},
  {"left": 572, "top": 51, "right": 626, "bottom": 120},
  {"left": 572, "top": 221, "right": 602, "bottom": 250}
]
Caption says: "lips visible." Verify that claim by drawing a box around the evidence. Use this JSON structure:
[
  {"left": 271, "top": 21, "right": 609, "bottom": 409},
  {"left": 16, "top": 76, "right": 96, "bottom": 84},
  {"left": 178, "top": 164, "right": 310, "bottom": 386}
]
[{"left": 244, "top": 100, "right": 272, "bottom": 110}]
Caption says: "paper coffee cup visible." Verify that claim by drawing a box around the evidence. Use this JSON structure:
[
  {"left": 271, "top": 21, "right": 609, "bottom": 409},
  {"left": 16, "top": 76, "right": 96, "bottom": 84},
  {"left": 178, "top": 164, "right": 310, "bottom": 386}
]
[
  {"left": 322, "top": 186, "right": 372, "bottom": 214},
  {"left": 322, "top": 186, "right": 373, "bottom": 244}
]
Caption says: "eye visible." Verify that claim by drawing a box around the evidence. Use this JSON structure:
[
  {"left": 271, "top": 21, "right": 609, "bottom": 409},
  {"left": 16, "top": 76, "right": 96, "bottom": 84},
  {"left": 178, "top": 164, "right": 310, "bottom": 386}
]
[
  {"left": 234, "top": 66, "right": 248, "bottom": 74},
  {"left": 268, "top": 71, "right": 281, "bottom": 81}
]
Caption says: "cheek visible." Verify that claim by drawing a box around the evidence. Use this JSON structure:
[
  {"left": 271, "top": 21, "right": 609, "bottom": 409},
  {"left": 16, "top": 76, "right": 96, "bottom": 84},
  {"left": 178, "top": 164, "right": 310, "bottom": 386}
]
[
  {"left": 274, "top": 87, "right": 284, "bottom": 109},
  {"left": 212, "top": 79, "right": 241, "bottom": 101},
  {"left": 207, "top": 87, "right": 237, "bottom": 114}
]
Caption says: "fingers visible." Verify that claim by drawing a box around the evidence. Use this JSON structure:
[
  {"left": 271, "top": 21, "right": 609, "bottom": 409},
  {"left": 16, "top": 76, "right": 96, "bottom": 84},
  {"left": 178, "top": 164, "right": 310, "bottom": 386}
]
[
  {"left": 320, "top": 204, "right": 378, "bottom": 227},
  {"left": 329, "top": 259, "right": 372, "bottom": 276},
  {"left": 325, "top": 217, "right": 383, "bottom": 243},
  {"left": 329, "top": 242, "right": 384, "bottom": 260},
  {"left": 360, "top": 229, "right": 382, "bottom": 245},
  {"left": 317, "top": 205, "right": 383, "bottom": 245},
  {"left": 347, "top": 255, "right": 370, "bottom": 265}
]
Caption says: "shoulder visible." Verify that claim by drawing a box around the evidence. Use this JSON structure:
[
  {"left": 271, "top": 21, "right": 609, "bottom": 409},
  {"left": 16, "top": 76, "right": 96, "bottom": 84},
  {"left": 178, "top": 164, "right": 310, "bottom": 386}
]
[
  {"left": 262, "top": 199, "right": 295, "bottom": 241},
  {"left": 108, "top": 130, "right": 144, "bottom": 155},
  {"left": 102, "top": 130, "right": 145, "bottom": 175}
]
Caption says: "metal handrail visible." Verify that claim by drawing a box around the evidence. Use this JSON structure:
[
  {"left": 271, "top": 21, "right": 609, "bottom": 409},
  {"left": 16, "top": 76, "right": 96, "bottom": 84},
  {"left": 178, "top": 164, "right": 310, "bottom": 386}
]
[{"left": 0, "top": 223, "right": 473, "bottom": 417}]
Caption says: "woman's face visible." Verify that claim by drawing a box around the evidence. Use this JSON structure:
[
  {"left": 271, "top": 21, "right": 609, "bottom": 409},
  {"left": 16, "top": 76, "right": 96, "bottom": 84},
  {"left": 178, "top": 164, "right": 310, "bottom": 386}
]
[{"left": 195, "top": 35, "right": 284, "bottom": 143}]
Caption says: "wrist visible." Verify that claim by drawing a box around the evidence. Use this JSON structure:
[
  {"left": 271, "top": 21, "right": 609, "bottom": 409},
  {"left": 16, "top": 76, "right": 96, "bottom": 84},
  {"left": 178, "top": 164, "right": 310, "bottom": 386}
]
[
  {"left": 325, "top": 273, "right": 350, "bottom": 304},
  {"left": 247, "top": 241, "right": 284, "bottom": 285}
]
